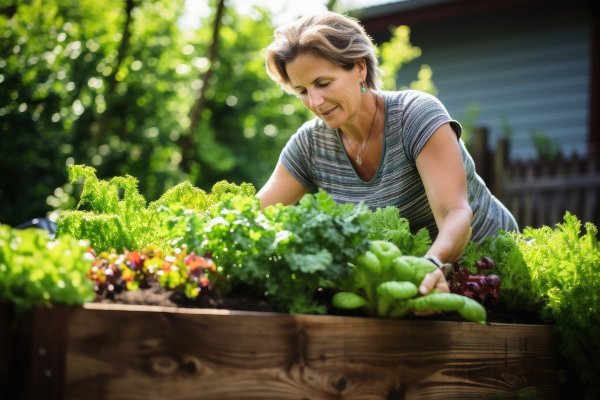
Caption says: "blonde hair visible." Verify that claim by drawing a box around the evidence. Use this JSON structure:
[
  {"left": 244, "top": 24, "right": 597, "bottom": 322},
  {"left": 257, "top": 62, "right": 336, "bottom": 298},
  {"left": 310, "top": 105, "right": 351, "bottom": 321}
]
[{"left": 264, "top": 11, "right": 381, "bottom": 93}]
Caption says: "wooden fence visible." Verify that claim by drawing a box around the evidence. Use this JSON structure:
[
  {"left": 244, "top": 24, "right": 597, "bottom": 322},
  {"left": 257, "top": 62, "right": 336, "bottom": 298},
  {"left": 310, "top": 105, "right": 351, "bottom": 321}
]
[{"left": 471, "top": 128, "right": 600, "bottom": 229}]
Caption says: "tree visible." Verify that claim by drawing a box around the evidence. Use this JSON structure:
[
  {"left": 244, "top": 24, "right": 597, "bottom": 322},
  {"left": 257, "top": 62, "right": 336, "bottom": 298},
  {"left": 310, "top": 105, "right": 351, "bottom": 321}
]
[
  {"left": 1, "top": 0, "right": 190, "bottom": 224},
  {"left": 181, "top": 0, "right": 226, "bottom": 174},
  {"left": 0, "top": 0, "right": 311, "bottom": 225},
  {"left": 378, "top": 25, "right": 437, "bottom": 95},
  {"left": 1, "top": 0, "right": 428, "bottom": 227}
]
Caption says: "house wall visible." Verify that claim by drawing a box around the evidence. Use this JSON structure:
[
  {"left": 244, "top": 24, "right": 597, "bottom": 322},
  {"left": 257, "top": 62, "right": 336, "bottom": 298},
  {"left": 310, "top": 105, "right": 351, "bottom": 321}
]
[{"left": 372, "top": 4, "right": 592, "bottom": 161}]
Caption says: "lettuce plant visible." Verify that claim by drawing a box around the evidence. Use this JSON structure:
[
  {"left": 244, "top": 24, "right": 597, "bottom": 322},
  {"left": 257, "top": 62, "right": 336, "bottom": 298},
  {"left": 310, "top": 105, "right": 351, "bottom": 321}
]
[
  {"left": 0, "top": 224, "right": 95, "bottom": 314},
  {"left": 55, "top": 164, "right": 255, "bottom": 253},
  {"left": 366, "top": 206, "right": 431, "bottom": 256}
]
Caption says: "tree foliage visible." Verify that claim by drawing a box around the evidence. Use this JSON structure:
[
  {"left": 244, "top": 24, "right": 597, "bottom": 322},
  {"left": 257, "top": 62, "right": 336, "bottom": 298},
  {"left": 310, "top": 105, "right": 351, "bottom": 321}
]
[
  {"left": 0, "top": 0, "right": 312, "bottom": 225},
  {"left": 378, "top": 25, "right": 437, "bottom": 95},
  {"left": 1, "top": 0, "right": 427, "bottom": 226}
]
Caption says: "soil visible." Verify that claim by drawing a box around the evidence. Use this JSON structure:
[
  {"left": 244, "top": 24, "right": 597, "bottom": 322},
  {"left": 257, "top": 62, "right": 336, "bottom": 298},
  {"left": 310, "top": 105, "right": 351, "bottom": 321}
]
[
  {"left": 100, "top": 283, "right": 275, "bottom": 313},
  {"left": 99, "top": 283, "right": 544, "bottom": 324}
]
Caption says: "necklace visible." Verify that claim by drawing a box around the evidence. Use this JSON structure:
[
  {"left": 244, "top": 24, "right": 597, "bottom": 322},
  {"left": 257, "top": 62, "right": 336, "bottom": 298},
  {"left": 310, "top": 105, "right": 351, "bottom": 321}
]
[{"left": 342, "top": 94, "right": 379, "bottom": 166}]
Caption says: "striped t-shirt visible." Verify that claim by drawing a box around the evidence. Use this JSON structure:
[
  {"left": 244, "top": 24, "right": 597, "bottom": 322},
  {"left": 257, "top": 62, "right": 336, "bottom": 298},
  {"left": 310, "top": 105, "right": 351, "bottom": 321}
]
[{"left": 279, "top": 89, "right": 518, "bottom": 243}]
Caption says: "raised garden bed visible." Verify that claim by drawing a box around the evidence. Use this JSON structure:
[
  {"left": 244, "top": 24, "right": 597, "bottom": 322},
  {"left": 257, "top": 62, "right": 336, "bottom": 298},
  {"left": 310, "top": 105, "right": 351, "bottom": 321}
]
[
  {"left": 2, "top": 303, "right": 563, "bottom": 400},
  {"left": 3, "top": 167, "right": 594, "bottom": 398}
]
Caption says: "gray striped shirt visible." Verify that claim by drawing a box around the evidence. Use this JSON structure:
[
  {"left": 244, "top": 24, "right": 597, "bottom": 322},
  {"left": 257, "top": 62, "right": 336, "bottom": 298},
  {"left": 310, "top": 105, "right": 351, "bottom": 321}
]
[{"left": 280, "top": 90, "right": 518, "bottom": 243}]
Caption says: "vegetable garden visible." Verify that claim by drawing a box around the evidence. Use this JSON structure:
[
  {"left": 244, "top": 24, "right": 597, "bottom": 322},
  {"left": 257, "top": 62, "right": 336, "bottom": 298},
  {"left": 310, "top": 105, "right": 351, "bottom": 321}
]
[{"left": 1, "top": 164, "right": 599, "bottom": 399}]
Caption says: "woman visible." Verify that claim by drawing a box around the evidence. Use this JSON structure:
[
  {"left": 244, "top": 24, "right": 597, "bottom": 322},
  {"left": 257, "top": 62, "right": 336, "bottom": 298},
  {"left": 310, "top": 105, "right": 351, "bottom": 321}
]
[{"left": 258, "top": 11, "right": 518, "bottom": 296}]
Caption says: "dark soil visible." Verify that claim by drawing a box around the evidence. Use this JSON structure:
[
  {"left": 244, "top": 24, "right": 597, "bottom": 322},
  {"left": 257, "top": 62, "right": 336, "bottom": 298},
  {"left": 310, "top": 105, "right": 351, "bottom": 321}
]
[
  {"left": 99, "top": 284, "right": 544, "bottom": 325},
  {"left": 100, "top": 283, "right": 275, "bottom": 313}
]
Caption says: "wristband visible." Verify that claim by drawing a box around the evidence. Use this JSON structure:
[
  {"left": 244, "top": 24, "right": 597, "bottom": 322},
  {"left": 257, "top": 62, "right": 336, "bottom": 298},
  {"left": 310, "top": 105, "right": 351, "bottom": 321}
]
[{"left": 424, "top": 255, "right": 443, "bottom": 269}]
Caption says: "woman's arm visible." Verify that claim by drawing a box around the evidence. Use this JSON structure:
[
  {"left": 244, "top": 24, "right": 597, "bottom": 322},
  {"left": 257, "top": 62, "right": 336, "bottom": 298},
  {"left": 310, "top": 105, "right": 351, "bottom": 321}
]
[
  {"left": 257, "top": 161, "right": 309, "bottom": 208},
  {"left": 415, "top": 122, "right": 473, "bottom": 295}
]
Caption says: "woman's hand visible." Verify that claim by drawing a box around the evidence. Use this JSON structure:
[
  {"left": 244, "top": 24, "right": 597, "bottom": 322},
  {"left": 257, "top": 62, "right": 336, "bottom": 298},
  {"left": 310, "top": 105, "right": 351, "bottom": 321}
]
[
  {"left": 418, "top": 267, "right": 449, "bottom": 295},
  {"left": 413, "top": 263, "right": 450, "bottom": 316}
]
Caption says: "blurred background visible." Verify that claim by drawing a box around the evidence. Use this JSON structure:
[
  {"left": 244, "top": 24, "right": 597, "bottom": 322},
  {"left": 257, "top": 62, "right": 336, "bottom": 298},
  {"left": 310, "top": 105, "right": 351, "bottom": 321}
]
[{"left": 1, "top": 0, "right": 598, "bottom": 229}]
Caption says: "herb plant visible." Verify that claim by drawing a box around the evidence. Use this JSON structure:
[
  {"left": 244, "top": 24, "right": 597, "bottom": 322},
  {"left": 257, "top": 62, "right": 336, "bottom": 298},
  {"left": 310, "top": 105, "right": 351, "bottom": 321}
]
[
  {"left": 264, "top": 190, "right": 371, "bottom": 313},
  {"left": 461, "top": 213, "right": 600, "bottom": 398},
  {"left": 172, "top": 190, "right": 371, "bottom": 314},
  {"left": 514, "top": 213, "right": 600, "bottom": 399}
]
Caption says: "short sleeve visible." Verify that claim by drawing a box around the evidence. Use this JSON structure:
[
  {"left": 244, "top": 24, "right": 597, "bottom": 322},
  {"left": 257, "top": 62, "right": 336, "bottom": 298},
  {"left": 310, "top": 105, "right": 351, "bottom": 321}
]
[
  {"left": 400, "top": 90, "right": 462, "bottom": 163},
  {"left": 279, "top": 121, "right": 317, "bottom": 189}
]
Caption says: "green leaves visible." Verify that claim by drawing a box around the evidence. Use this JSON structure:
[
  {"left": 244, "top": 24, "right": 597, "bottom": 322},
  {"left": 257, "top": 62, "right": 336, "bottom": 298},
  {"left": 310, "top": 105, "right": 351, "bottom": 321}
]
[
  {"left": 514, "top": 213, "right": 600, "bottom": 392},
  {"left": 280, "top": 190, "right": 371, "bottom": 281},
  {"left": 366, "top": 206, "right": 431, "bottom": 256},
  {"left": 378, "top": 25, "right": 422, "bottom": 90},
  {"left": 55, "top": 164, "right": 256, "bottom": 253},
  {"left": 461, "top": 230, "right": 533, "bottom": 313},
  {"left": 332, "top": 292, "right": 368, "bottom": 310},
  {"left": 369, "top": 240, "right": 402, "bottom": 270},
  {"left": 461, "top": 212, "right": 600, "bottom": 396},
  {"left": 195, "top": 194, "right": 278, "bottom": 283},
  {"left": 57, "top": 165, "right": 152, "bottom": 252},
  {"left": 0, "top": 0, "right": 309, "bottom": 227},
  {"left": 190, "top": 189, "right": 371, "bottom": 314},
  {"left": 377, "top": 281, "right": 418, "bottom": 301},
  {"left": 285, "top": 251, "right": 332, "bottom": 274},
  {"left": 333, "top": 240, "right": 487, "bottom": 324},
  {"left": 0, "top": 224, "right": 95, "bottom": 314}
]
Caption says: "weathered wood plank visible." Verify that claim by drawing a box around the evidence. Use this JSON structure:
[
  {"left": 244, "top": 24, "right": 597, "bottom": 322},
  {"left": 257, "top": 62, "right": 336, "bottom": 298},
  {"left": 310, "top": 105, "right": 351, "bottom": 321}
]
[
  {"left": 59, "top": 303, "right": 563, "bottom": 400},
  {"left": 0, "top": 305, "right": 70, "bottom": 400},
  {"left": 22, "top": 306, "right": 70, "bottom": 400},
  {"left": 0, "top": 304, "right": 10, "bottom": 397}
]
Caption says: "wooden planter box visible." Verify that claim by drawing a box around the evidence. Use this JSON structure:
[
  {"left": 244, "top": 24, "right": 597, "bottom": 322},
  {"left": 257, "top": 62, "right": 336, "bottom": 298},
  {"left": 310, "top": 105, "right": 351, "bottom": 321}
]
[{"left": 2, "top": 303, "right": 563, "bottom": 399}]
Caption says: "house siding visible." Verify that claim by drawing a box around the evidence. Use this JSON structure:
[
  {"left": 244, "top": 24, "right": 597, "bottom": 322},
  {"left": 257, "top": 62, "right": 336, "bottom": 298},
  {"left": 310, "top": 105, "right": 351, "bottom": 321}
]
[{"left": 382, "top": 5, "right": 591, "bottom": 160}]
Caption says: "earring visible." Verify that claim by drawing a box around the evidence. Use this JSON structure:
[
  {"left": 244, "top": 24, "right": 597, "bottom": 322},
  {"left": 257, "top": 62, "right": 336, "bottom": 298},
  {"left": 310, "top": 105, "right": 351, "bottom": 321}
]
[{"left": 360, "top": 81, "right": 366, "bottom": 94}]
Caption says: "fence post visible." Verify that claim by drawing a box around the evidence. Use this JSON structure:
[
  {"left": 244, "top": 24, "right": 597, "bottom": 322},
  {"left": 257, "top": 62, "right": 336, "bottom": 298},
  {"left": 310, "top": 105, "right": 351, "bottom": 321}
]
[
  {"left": 582, "top": 152, "right": 599, "bottom": 223},
  {"left": 494, "top": 138, "right": 509, "bottom": 202},
  {"left": 472, "top": 127, "right": 491, "bottom": 186}
]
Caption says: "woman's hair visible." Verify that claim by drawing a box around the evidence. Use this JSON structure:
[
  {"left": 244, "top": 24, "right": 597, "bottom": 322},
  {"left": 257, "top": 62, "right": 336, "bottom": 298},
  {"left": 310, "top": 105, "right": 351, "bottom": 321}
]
[{"left": 264, "top": 11, "right": 381, "bottom": 93}]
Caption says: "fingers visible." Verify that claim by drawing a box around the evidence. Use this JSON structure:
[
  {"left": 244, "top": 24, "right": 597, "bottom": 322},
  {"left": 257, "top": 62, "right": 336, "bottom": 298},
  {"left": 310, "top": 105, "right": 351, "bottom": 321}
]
[
  {"left": 414, "top": 270, "right": 450, "bottom": 316},
  {"left": 418, "top": 269, "right": 450, "bottom": 295}
]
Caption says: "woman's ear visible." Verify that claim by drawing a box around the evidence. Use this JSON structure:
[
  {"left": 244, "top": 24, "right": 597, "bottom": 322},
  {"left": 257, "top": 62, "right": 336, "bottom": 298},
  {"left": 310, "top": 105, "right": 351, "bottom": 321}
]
[{"left": 355, "top": 59, "right": 367, "bottom": 81}]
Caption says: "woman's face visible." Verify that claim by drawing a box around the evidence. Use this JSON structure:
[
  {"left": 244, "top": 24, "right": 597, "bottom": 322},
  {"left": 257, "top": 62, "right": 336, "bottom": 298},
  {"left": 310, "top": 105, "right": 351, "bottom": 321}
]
[{"left": 285, "top": 52, "right": 366, "bottom": 129}]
